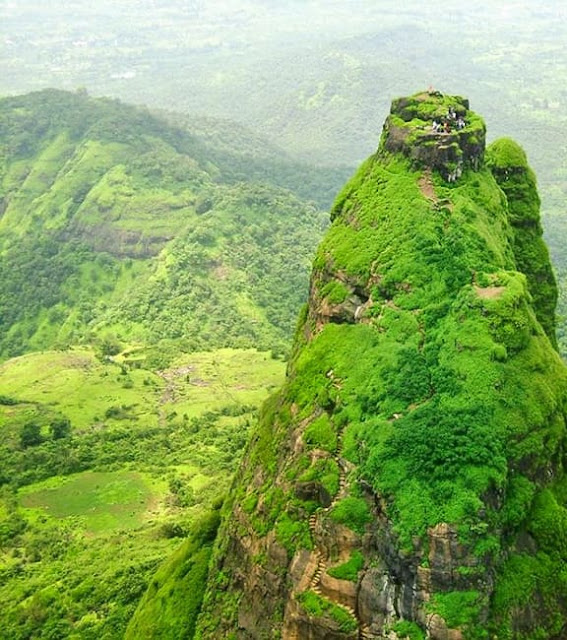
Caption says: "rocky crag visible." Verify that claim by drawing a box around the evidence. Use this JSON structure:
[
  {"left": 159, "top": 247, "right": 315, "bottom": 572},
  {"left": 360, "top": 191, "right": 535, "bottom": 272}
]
[{"left": 194, "top": 92, "right": 567, "bottom": 639}]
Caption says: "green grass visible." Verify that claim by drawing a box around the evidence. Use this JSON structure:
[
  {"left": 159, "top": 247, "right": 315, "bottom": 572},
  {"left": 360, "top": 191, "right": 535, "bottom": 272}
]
[
  {"left": 0, "top": 347, "right": 284, "bottom": 430},
  {"left": 327, "top": 550, "right": 364, "bottom": 582},
  {"left": 0, "top": 348, "right": 162, "bottom": 430},
  {"left": 392, "top": 621, "right": 426, "bottom": 640},
  {"left": 297, "top": 590, "right": 358, "bottom": 633},
  {"left": 125, "top": 509, "right": 221, "bottom": 640},
  {"left": 161, "top": 348, "right": 284, "bottom": 419},
  {"left": 0, "top": 345, "right": 285, "bottom": 639},
  {"left": 303, "top": 413, "right": 337, "bottom": 451},
  {"left": 329, "top": 497, "right": 371, "bottom": 534},
  {"left": 486, "top": 138, "right": 529, "bottom": 169},
  {"left": 19, "top": 471, "right": 162, "bottom": 534},
  {"left": 427, "top": 591, "right": 485, "bottom": 630}
]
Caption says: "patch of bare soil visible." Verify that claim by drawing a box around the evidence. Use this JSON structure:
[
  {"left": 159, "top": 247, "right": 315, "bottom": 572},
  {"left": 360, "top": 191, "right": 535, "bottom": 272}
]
[
  {"left": 418, "top": 169, "right": 437, "bottom": 201},
  {"left": 474, "top": 285, "right": 505, "bottom": 299}
]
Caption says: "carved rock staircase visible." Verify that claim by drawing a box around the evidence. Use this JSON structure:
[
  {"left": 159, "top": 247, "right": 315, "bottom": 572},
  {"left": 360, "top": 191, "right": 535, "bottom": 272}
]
[{"left": 302, "top": 415, "right": 372, "bottom": 640}]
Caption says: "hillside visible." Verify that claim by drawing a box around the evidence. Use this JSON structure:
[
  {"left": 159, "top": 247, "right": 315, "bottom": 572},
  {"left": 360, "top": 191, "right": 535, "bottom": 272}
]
[
  {"left": 0, "top": 89, "right": 337, "bottom": 361},
  {"left": 4, "top": 3, "right": 567, "bottom": 358},
  {"left": 0, "top": 89, "right": 336, "bottom": 638},
  {"left": 179, "top": 92, "right": 567, "bottom": 639}
]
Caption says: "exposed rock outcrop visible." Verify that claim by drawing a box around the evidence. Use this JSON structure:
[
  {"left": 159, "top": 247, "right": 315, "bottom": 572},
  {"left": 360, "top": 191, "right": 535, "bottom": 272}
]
[{"left": 383, "top": 92, "right": 485, "bottom": 181}]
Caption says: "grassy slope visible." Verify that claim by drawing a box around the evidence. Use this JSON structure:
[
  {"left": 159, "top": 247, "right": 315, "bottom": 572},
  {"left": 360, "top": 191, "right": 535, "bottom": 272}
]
[
  {"left": 195, "top": 98, "right": 567, "bottom": 638},
  {"left": 125, "top": 509, "right": 221, "bottom": 640},
  {"left": 0, "top": 90, "right": 326, "bottom": 638},
  {"left": 19, "top": 470, "right": 164, "bottom": 533},
  {"left": 486, "top": 137, "right": 558, "bottom": 347}
]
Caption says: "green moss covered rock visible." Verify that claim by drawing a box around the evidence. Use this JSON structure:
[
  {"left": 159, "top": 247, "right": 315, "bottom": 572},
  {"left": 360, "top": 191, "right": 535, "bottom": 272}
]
[{"left": 191, "top": 92, "right": 567, "bottom": 639}]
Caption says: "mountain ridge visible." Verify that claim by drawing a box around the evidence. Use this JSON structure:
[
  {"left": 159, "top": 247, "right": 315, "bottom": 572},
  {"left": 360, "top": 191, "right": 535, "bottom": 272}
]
[{"left": 0, "top": 89, "right": 338, "bottom": 360}]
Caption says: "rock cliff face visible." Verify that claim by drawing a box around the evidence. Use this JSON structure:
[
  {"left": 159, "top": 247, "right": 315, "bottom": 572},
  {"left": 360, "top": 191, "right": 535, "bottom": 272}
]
[{"left": 195, "top": 92, "right": 567, "bottom": 640}]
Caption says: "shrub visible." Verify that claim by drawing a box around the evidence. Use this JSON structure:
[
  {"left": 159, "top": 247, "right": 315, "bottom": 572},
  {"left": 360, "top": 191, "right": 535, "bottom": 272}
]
[
  {"left": 330, "top": 497, "right": 371, "bottom": 534},
  {"left": 304, "top": 414, "right": 336, "bottom": 451},
  {"left": 327, "top": 551, "right": 364, "bottom": 582},
  {"left": 20, "top": 422, "right": 42, "bottom": 448},
  {"left": 297, "top": 590, "right": 357, "bottom": 633}
]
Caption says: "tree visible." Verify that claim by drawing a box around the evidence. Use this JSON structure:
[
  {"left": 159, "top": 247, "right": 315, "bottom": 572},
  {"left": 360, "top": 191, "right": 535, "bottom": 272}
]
[
  {"left": 100, "top": 334, "right": 122, "bottom": 356},
  {"left": 49, "top": 417, "right": 71, "bottom": 440},
  {"left": 20, "top": 422, "right": 42, "bottom": 448}
]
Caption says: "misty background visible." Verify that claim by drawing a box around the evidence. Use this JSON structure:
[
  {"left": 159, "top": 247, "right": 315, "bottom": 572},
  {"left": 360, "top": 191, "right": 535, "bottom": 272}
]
[{"left": 3, "top": 0, "right": 567, "bottom": 275}]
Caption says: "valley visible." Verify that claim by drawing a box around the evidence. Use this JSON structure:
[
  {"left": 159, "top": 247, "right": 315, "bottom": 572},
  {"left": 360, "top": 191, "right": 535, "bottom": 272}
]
[{"left": 0, "top": 346, "right": 284, "bottom": 637}]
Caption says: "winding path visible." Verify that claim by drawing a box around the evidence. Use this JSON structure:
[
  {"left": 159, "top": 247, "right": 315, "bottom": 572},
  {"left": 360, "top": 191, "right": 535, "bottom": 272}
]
[{"left": 303, "top": 415, "right": 371, "bottom": 639}]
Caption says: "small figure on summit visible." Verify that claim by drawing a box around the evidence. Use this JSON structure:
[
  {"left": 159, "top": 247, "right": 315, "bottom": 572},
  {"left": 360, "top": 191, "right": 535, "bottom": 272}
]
[{"left": 384, "top": 91, "right": 486, "bottom": 180}]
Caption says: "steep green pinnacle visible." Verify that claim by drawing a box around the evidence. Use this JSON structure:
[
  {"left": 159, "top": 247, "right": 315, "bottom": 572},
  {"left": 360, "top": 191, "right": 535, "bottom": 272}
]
[{"left": 135, "top": 92, "right": 567, "bottom": 640}]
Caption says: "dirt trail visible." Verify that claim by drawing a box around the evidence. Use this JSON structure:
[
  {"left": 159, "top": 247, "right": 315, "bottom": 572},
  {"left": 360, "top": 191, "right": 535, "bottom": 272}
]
[
  {"left": 418, "top": 168, "right": 437, "bottom": 201},
  {"left": 155, "top": 364, "right": 197, "bottom": 425}
]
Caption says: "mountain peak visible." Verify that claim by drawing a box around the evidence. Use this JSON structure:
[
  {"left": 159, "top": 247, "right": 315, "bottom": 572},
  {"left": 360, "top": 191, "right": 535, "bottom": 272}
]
[
  {"left": 127, "top": 93, "right": 566, "bottom": 640},
  {"left": 382, "top": 90, "right": 486, "bottom": 182},
  {"left": 189, "top": 93, "right": 567, "bottom": 640}
]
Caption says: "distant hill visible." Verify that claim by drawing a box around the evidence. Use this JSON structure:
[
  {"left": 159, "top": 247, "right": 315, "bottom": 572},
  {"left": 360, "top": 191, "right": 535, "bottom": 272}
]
[
  {"left": 0, "top": 87, "right": 349, "bottom": 639},
  {"left": 0, "top": 89, "right": 346, "bottom": 361}
]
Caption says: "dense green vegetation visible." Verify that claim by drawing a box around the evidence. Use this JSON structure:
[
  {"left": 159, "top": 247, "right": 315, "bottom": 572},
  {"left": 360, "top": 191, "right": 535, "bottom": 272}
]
[
  {"left": 0, "top": 89, "right": 329, "bottom": 361},
  {"left": 125, "top": 508, "right": 221, "bottom": 640},
  {"left": 0, "top": 88, "right": 339, "bottom": 638},
  {"left": 327, "top": 551, "right": 364, "bottom": 582},
  {"left": 487, "top": 137, "right": 558, "bottom": 347},
  {"left": 194, "top": 95, "right": 567, "bottom": 639},
  {"left": 0, "top": 345, "right": 284, "bottom": 638},
  {"left": 296, "top": 591, "right": 358, "bottom": 633}
]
